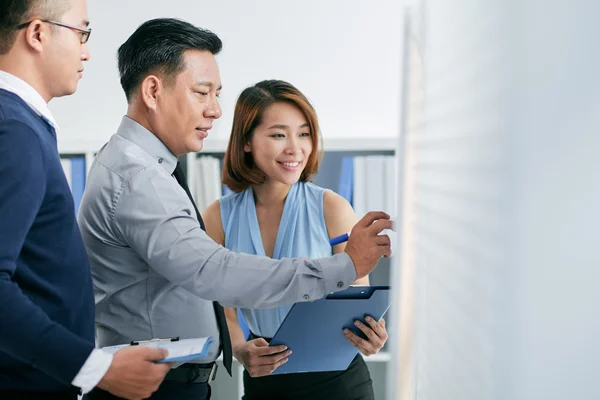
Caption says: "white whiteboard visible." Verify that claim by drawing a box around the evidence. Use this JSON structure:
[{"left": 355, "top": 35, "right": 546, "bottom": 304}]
[{"left": 393, "top": 1, "right": 600, "bottom": 400}]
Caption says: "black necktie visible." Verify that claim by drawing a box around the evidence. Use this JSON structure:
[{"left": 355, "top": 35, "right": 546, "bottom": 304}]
[{"left": 173, "top": 162, "right": 233, "bottom": 376}]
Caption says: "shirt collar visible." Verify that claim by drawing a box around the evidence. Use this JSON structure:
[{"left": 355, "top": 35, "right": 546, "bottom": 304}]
[
  {"left": 116, "top": 115, "right": 178, "bottom": 174},
  {"left": 0, "top": 70, "right": 60, "bottom": 131}
]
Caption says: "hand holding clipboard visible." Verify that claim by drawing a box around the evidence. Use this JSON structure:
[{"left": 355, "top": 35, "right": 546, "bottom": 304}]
[
  {"left": 267, "top": 286, "right": 391, "bottom": 375},
  {"left": 343, "top": 314, "right": 388, "bottom": 357}
]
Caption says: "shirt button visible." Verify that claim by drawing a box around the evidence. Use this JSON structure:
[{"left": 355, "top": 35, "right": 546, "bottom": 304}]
[
  {"left": 303, "top": 294, "right": 309, "bottom": 300},
  {"left": 158, "top": 158, "right": 163, "bottom": 164},
  {"left": 337, "top": 281, "right": 344, "bottom": 288}
]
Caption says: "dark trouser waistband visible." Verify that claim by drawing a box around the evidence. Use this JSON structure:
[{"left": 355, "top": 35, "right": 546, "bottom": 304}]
[
  {"left": 0, "top": 390, "right": 79, "bottom": 400},
  {"left": 241, "top": 353, "right": 374, "bottom": 400},
  {"left": 165, "top": 362, "right": 218, "bottom": 384}
]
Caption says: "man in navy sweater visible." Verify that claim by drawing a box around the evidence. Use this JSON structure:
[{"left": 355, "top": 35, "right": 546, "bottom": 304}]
[{"left": 0, "top": 1, "right": 171, "bottom": 399}]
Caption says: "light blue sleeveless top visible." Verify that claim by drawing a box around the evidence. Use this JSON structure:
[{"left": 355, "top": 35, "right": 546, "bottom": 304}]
[{"left": 220, "top": 181, "right": 333, "bottom": 338}]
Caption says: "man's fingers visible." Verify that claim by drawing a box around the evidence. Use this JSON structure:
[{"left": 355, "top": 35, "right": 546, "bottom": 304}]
[
  {"left": 123, "top": 346, "right": 169, "bottom": 361},
  {"left": 355, "top": 211, "right": 390, "bottom": 228},
  {"left": 366, "top": 219, "right": 394, "bottom": 235},
  {"left": 264, "top": 356, "right": 289, "bottom": 375},
  {"left": 146, "top": 348, "right": 169, "bottom": 361},
  {"left": 250, "top": 357, "right": 289, "bottom": 377},
  {"left": 374, "top": 234, "right": 391, "bottom": 246},
  {"left": 247, "top": 349, "right": 291, "bottom": 369},
  {"left": 250, "top": 338, "right": 270, "bottom": 347},
  {"left": 255, "top": 344, "right": 288, "bottom": 356},
  {"left": 271, "top": 355, "right": 289, "bottom": 371},
  {"left": 377, "top": 245, "right": 392, "bottom": 258},
  {"left": 261, "top": 350, "right": 292, "bottom": 364}
]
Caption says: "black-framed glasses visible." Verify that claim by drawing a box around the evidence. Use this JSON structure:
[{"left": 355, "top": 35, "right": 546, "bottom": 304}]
[{"left": 16, "top": 19, "right": 91, "bottom": 44}]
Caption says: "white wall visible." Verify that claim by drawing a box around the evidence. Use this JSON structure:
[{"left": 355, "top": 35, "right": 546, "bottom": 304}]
[{"left": 50, "top": 0, "right": 403, "bottom": 153}]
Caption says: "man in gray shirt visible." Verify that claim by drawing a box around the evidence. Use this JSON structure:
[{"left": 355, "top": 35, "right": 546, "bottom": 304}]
[{"left": 79, "top": 18, "right": 392, "bottom": 400}]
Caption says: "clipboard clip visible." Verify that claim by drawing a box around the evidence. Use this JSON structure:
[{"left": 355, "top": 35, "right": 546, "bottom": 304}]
[{"left": 130, "top": 336, "right": 180, "bottom": 346}]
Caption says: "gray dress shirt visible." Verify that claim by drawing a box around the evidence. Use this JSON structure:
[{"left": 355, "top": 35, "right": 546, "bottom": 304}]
[{"left": 78, "top": 116, "right": 356, "bottom": 362}]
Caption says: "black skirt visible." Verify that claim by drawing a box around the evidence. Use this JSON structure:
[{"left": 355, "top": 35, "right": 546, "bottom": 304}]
[{"left": 242, "top": 335, "right": 374, "bottom": 400}]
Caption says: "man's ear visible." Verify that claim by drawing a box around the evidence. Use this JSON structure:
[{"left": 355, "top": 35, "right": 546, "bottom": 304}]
[
  {"left": 24, "top": 20, "right": 46, "bottom": 53},
  {"left": 140, "top": 75, "right": 162, "bottom": 110}
]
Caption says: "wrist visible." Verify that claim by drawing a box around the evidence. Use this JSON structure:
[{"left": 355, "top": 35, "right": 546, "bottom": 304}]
[
  {"left": 342, "top": 249, "right": 360, "bottom": 276},
  {"left": 232, "top": 341, "right": 247, "bottom": 359}
]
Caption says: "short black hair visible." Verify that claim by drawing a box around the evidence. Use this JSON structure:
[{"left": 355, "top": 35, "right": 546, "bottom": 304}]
[
  {"left": 0, "top": 0, "right": 69, "bottom": 54},
  {"left": 117, "top": 18, "right": 222, "bottom": 102}
]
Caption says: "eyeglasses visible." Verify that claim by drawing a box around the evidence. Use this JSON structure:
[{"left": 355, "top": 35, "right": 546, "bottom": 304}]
[{"left": 16, "top": 19, "right": 91, "bottom": 44}]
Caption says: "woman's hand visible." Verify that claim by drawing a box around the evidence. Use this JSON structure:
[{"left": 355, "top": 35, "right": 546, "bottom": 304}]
[
  {"left": 344, "top": 316, "right": 388, "bottom": 356},
  {"left": 234, "top": 338, "right": 292, "bottom": 377}
]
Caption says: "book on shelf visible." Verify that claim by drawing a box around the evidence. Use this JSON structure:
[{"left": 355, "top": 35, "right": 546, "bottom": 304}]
[{"left": 59, "top": 155, "right": 86, "bottom": 214}]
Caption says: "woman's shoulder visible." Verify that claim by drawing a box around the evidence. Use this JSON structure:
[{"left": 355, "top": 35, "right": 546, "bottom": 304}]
[
  {"left": 298, "top": 181, "right": 329, "bottom": 205},
  {"left": 202, "top": 199, "right": 225, "bottom": 245},
  {"left": 322, "top": 189, "right": 353, "bottom": 216},
  {"left": 321, "top": 189, "right": 357, "bottom": 253},
  {"left": 295, "top": 181, "right": 354, "bottom": 222},
  {"left": 220, "top": 188, "right": 245, "bottom": 202},
  {"left": 219, "top": 188, "right": 248, "bottom": 210},
  {"left": 203, "top": 198, "right": 221, "bottom": 220},
  {"left": 210, "top": 188, "right": 252, "bottom": 236},
  {"left": 297, "top": 181, "right": 349, "bottom": 207},
  {"left": 300, "top": 180, "right": 327, "bottom": 194}
]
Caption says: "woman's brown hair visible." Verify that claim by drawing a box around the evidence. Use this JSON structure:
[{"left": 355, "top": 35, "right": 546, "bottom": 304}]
[{"left": 222, "top": 80, "right": 323, "bottom": 192}]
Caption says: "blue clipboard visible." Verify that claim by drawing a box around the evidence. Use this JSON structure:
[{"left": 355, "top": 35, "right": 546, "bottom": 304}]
[{"left": 268, "top": 286, "right": 391, "bottom": 375}]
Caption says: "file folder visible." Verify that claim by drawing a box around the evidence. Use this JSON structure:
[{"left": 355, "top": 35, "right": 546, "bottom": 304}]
[{"left": 269, "top": 286, "right": 391, "bottom": 374}]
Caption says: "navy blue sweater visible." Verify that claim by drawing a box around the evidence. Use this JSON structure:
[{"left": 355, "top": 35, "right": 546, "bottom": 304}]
[{"left": 0, "top": 89, "right": 95, "bottom": 391}]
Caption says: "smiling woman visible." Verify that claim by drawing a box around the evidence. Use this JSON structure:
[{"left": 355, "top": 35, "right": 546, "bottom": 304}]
[
  {"left": 203, "top": 80, "right": 389, "bottom": 400},
  {"left": 222, "top": 80, "right": 322, "bottom": 192}
]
